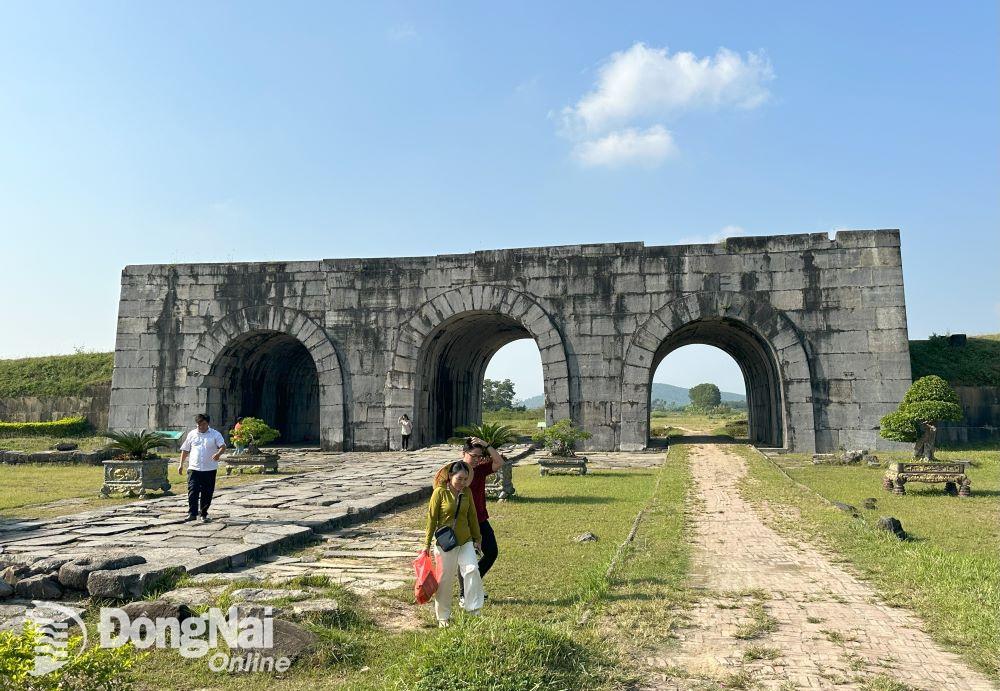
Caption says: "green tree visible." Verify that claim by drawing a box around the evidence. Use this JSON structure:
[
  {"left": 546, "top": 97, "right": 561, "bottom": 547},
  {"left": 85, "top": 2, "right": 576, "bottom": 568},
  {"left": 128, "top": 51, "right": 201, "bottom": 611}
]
[
  {"left": 689, "top": 383, "right": 722, "bottom": 409},
  {"left": 879, "top": 375, "right": 963, "bottom": 460},
  {"left": 482, "top": 378, "right": 517, "bottom": 411}
]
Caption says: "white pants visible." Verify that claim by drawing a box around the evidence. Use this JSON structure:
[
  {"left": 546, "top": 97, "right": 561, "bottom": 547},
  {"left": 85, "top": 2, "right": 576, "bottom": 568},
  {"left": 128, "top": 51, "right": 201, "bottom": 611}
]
[{"left": 433, "top": 541, "right": 484, "bottom": 622}]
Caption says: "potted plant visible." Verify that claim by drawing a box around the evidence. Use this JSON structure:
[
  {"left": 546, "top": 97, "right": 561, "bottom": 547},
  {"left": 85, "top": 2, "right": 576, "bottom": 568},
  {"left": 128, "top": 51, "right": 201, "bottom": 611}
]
[
  {"left": 225, "top": 417, "right": 281, "bottom": 474},
  {"left": 532, "top": 419, "right": 592, "bottom": 475},
  {"left": 100, "top": 430, "right": 172, "bottom": 497}
]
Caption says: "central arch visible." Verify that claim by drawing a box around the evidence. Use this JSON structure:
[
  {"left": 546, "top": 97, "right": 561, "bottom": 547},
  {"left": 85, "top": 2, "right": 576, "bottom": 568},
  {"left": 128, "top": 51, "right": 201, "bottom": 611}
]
[
  {"left": 620, "top": 291, "right": 817, "bottom": 452},
  {"left": 384, "top": 286, "right": 571, "bottom": 449}
]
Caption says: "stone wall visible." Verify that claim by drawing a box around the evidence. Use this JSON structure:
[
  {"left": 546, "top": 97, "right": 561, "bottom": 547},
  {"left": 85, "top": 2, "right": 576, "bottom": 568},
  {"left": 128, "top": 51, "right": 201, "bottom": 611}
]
[
  {"left": 108, "top": 230, "right": 912, "bottom": 453},
  {"left": 0, "top": 382, "right": 111, "bottom": 432},
  {"left": 937, "top": 386, "right": 1000, "bottom": 445}
]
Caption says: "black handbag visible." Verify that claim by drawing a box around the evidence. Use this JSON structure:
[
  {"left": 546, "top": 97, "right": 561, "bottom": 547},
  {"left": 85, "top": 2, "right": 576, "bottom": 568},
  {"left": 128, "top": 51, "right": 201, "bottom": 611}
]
[{"left": 433, "top": 492, "right": 462, "bottom": 552}]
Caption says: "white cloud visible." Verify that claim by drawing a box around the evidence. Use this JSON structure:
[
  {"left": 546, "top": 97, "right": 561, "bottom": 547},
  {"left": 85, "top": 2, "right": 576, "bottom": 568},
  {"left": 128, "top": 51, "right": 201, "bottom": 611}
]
[
  {"left": 563, "top": 43, "right": 774, "bottom": 135},
  {"left": 572, "top": 126, "right": 677, "bottom": 169},
  {"left": 678, "top": 225, "right": 747, "bottom": 244}
]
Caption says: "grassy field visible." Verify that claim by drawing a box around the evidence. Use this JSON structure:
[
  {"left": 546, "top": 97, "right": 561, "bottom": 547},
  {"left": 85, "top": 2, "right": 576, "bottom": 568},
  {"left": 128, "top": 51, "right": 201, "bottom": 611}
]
[
  {"left": 738, "top": 446, "right": 1000, "bottom": 678},
  {"left": 0, "top": 464, "right": 296, "bottom": 520},
  {"left": 78, "top": 452, "right": 692, "bottom": 690}
]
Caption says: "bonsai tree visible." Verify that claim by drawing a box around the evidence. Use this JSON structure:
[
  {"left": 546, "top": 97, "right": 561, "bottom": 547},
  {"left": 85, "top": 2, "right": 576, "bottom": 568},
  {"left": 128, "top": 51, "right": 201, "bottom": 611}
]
[
  {"left": 532, "top": 419, "right": 591, "bottom": 457},
  {"left": 454, "top": 421, "right": 517, "bottom": 448},
  {"left": 104, "top": 430, "right": 171, "bottom": 460},
  {"left": 879, "top": 375, "right": 962, "bottom": 461},
  {"left": 229, "top": 417, "right": 280, "bottom": 453}
]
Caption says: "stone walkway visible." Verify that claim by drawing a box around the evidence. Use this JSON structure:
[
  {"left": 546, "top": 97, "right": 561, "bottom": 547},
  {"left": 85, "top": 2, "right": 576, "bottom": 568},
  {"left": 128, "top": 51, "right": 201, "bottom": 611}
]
[
  {"left": 0, "top": 447, "right": 484, "bottom": 592},
  {"left": 645, "top": 443, "right": 996, "bottom": 690}
]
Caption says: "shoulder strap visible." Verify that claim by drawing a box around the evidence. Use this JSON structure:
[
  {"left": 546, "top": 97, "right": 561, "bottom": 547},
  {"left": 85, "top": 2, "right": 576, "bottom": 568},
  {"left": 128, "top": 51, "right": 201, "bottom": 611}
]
[{"left": 450, "top": 492, "right": 462, "bottom": 529}]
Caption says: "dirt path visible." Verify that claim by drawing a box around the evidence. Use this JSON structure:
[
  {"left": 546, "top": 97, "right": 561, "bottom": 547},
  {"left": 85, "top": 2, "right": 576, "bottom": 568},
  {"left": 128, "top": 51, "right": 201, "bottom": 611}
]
[{"left": 645, "top": 443, "right": 996, "bottom": 690}]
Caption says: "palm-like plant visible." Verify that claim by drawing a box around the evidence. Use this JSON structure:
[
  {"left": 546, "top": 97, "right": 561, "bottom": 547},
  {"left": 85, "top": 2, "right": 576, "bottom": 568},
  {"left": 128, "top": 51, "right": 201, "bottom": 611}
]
[
  {"left": 104, "top": 430, "right": 171, "bottom": 459},
  {"left": 454, "top": 421, "right": 517, "bottom": 448}
]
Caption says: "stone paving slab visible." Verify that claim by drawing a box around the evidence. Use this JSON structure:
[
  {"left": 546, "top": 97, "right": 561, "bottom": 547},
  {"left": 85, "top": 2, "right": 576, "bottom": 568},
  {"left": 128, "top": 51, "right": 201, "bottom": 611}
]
[
  {"left": 0, "top": 447, "right": 478, "bottom": 594},
  {"left": 644, "top": 444, "right": 997, "bottom": 691}
]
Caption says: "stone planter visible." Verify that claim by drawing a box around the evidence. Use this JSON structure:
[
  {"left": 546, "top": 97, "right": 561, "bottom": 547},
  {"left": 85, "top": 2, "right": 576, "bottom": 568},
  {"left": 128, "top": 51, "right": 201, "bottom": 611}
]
[
  {"left": 882, "top": 461, "right": 971, "bottom": 497},
  {"left": 538, "top": 454, "right": 588, "bottom": 476},
  {"left": 223, "top": 452, "right": 280, "bottom": 475},
  {"left": 485, "top": 461, "right": 516, "bottom": 500},
  {"left": 100, "top": 457, "right": 171, "bottom": 497}
]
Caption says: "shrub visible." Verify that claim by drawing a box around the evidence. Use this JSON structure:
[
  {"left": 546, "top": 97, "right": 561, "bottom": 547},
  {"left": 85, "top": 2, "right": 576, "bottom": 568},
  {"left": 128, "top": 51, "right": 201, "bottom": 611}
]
[
  {"left": 230, "top": 417, "right": 280, "bottom": 449},
  {"left": 104, "top": 430, "right": 170, "bottom": 459},
  {"left": 879, "top": 375, "right": 963, "bottom": 444},
  {"left": 0, "top": 623, "right": 143, "bottom": 691},
  {"left": 724, "top": 419, "right": 749, "bottom": 438},
  {"left": 532, "top": 418, "right": 591, "bottom": 457},
  {"left": 0, "top": 417, "right": 90, "bottom": 439}
]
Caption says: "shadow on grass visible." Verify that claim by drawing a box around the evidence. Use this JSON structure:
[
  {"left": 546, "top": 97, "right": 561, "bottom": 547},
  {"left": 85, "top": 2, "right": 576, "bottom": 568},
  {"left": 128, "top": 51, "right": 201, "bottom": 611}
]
[
  {"left": 509, "top": 495, "right": 615, "bottom": 505},
  {"left": 666, "top": 435, "right": 743, "bottom": 445}
]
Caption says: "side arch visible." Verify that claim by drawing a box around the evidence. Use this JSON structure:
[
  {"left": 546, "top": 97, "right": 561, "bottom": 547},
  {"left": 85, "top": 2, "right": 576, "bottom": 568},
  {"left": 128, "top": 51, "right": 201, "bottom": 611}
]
[
  {"left": 620, "top": 291, "right": 816, "bottom": 452},
  {"left": 186, "top": 304, "right": 347, "bottom": 450},
  {"left": 384, "top": 286, "right": 571, "bottom": 449}
]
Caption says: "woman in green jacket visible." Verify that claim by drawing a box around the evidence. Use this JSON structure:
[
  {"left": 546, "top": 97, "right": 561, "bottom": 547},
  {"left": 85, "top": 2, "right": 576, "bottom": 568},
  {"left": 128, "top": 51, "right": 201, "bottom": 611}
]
[{"left": 421, "top": 460, "right": 483, "bottom": 625}]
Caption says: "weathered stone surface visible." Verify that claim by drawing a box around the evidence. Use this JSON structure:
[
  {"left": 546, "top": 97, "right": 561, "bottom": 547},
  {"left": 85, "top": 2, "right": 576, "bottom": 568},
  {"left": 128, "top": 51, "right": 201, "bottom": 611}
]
[
  {"left": 288, "top": 599, "right": 340, "bottom": 618},
  {"left": 14, "top": 574, "right": 63, "bottom": 599},
  {"left": 240, "top": 618, "right": 317, "bottom": 662},
  {"left": 861, "top": 497, "right": 878, "bottom": 510},
  {"left": 87, "top": 564, "right": 184, "bottom": 601},
  {"left": 58, "top": 553, "right": 146, "bottom": 591},
  {"left": 120, "top": 599, "right": 195, "bottom": 623},
  {"left": 229, "top": 588, "right": 310, "bottom": 604},
  {"left": 876, "top": 516, "right": 907, "bottom": 540},
  {"left": 574, "top": 532, "right": 598, "bottom": 543},
  {"left": 109, "top": 232, "right": 911, "bottom": 454},
  {"left": 157, "top": 586, "right": 224, "bottom": 607},
  {"left": 0, "top": 581, "right": 14, "bottom": 599},
  {"left": 832, "top": 501, "right": 858, "bottom": 516}
]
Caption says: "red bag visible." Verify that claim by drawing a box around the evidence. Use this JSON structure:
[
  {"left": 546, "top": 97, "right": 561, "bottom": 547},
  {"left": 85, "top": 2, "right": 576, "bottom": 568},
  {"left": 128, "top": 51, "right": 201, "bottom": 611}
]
[{"left": 413, "top": 551, "right": 441, "bottom": 604}]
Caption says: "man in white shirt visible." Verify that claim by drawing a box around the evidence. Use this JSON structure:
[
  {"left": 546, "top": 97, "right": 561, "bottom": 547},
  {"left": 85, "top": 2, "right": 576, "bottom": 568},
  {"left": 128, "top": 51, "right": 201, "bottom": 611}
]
[{"left": 178, "top": 413, "right": 227, "bottom": 522}]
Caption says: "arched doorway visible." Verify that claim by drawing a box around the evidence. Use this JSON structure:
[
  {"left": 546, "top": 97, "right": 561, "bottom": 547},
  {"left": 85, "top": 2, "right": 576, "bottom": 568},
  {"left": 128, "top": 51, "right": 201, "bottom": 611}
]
[
  {"left": 620, "top": 291, "right": 817, "bottom": 452},
  {"left": 384, "top": 286, "right": 572, "bottom": 449},
  {"left": 206, "top": 332, "right": 320, "bottom": 444},
  {"left": 416, "top": 313, "right": 543, "bottom": 444},
  {"left": 649, "top": 321, "right": 777, "bottom": 446}
]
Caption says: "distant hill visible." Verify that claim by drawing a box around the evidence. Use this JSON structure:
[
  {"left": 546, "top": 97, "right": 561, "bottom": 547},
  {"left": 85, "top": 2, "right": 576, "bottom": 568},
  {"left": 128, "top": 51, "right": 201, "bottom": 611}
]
[{"left": 517, "top": 383, "right": 746, "bottom": 410}]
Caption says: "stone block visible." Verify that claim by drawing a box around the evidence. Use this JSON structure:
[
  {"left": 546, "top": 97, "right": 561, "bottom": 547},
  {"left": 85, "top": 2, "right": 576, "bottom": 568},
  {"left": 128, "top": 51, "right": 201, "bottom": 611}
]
[
  {"left": 87, "top": 564, "right": 184, "bottom": 601},
  {"left": 59, "top": 553, "right": 147, "bottom": 591}
]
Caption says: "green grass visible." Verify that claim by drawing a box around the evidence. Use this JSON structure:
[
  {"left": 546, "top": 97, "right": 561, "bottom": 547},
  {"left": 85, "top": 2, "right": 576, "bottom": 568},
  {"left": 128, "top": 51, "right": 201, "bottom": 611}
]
[
  {"left": 737, "top": 445, "right": 1000, "bottom": 678},
  {"left": 112, "top": 452, "right": 692, "bottom": 689},
  {"left": 909, "top": 334, "right": 1000, "bottom": 386},
  {"left": 0, "top": 434, "right": 109, "bottom": 453},
  {"left": 0, "top": 463, "right": 296, "bottom": 519},
  {"left": 0, "top": 351, "right": 113, "bottom": 398},
  {"left": 481, "top": 409, "right": 544, "bottom": 436}
]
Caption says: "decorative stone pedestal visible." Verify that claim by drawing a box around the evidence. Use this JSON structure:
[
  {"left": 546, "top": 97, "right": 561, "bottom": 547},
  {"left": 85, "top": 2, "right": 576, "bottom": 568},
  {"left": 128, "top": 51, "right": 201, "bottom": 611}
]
[
  {"left": 224, "top": 453, "right": 280, "bottom": 475},
  {"left": 100, "top": 457, "right": 171, "bottom": 497},
  {"left": 538, "top": 455, "right": 588, "bottom": 476},
  {"left": 882, "top": 461, "right": 971, "bottom": 497},
  {"left": 485, "top": 462, "right": 516, "bottom": 501}
]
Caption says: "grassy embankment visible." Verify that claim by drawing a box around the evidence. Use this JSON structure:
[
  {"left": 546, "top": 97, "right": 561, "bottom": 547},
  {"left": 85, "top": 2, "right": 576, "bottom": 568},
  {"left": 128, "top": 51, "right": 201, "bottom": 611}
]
[
  {"left": 111, "top": 451, "right": 692, "bottom": 690},
  {"left": 737, "top": 445, "right": 1000, "bottom": 678}
]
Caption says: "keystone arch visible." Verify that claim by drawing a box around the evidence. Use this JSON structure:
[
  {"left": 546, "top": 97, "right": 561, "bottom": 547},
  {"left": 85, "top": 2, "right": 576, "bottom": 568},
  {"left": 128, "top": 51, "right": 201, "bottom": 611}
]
[{"left": 620, "top": 291, "right": 816, "bottom": 453}]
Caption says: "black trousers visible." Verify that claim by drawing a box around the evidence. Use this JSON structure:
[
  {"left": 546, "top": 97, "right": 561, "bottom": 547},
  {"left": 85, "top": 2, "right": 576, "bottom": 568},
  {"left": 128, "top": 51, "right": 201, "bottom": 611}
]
[
  {"left": 187, "top": 469, "right": 217, "bottom": 517},
  {"left": 461, "top": 519, "right": 498, "bottom": 596},
  {"left": 401, "top": 434, "right": 411, "bottom": 450}
]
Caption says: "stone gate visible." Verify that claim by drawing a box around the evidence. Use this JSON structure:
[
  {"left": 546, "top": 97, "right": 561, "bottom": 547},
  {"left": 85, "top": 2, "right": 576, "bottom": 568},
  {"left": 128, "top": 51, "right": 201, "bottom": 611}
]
[{"left": 108, "top": 230, "right": 912, "bottom": 453}]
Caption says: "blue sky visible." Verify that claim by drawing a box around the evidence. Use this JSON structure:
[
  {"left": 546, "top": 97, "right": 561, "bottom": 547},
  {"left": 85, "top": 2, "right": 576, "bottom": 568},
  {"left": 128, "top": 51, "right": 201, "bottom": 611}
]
[{"left": 1, "top": 2, "right": 996, "bottom": 398}]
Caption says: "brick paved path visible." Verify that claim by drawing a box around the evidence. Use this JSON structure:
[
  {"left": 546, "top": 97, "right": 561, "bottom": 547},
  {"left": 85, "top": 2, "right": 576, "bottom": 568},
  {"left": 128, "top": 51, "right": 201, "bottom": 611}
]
[{"left": 645, "top": 443, "right": 996, "bottom": 691}]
